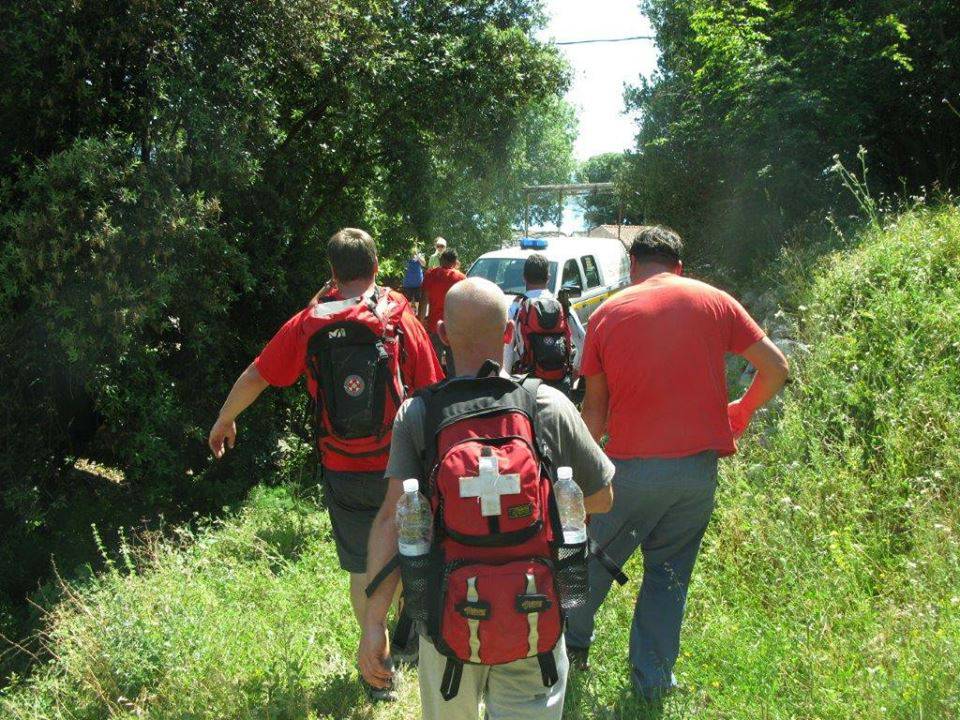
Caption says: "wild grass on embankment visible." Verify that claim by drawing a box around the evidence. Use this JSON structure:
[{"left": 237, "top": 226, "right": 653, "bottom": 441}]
[{"left": 2, "top": 206, "right": 959, "bottom": 719}]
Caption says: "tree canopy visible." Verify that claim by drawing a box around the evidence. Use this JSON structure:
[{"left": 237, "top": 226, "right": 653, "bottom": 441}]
[
  {"left": 618, "top": 0, "right": 960, "bottom": 274},
  {"left": 575, "top": 152, "right": 640, "bottom": 228},
  {"left": 0, "top": 0, "right": 572, "bottom": 610}
]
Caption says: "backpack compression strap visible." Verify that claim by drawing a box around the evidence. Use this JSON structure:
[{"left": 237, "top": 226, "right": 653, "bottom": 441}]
[
  {"left": 364, "top": 553, "right": 400, "bottom": 598},
  {"left": 588, "top": 536, "right": 629, "bottom": 586},
  {"left": 439, "top": 651, "right": 558, "bottom": 702},
  {"left": 440, "top": 658, "right": 464, "bottom": 701}
]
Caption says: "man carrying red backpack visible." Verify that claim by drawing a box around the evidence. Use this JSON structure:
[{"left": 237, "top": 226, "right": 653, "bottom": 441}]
[
  {"left": 359, "top": 277, "right": 614, "bottom": 720},
  {"left": 504, "top": 254, "right": 585, "bottom": 397},
  {"left": 208, "top": 228, "right": 443, "bottom": 698}
]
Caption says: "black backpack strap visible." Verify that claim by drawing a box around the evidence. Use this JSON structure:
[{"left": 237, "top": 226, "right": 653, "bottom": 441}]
[
  {"left": 416, "top": 382, "right": 443, "bottom": 486},
  {"left": 513, "top": 296, "right": 531, "bottom": 372},
  {"left": 512, "top": 293, "right": 529, "bottom": 320},
  {"left": 379, "top": 372, "right": 404, "bottom": 441},
  {"left": 305, "top": 354, "right": 329, "bottom": 449},
  {"left": 364, "top": 553, "right": 400, "bottom": 598},
  {"left": 588, "top": 536, "right": 629, "bottom": 586},
  {"left": 477, "top": 359, "right": 501, "bottom": 378},
  {"left": 517, "top": 374, "right": 542, "bottom": 398},
  {"left": 440, "top": 657, "right": 464, "bottom": 701},
  {"left": 537, "top": 652, "right": 559, "bottom": 687}
]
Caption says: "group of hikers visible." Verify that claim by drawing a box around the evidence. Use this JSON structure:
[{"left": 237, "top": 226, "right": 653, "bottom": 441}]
[{"left": 207, "top": 226, "right": 789, "bottom": 719}]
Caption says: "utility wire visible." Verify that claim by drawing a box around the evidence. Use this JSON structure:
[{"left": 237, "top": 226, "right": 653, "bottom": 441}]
[{"left": 555, "top": 35, "right": 655, "bottom": 46}]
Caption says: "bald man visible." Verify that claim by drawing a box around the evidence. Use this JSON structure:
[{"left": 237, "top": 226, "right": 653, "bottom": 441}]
[{"left": 359, "top": 278, "right": 615, "bottom": 720}]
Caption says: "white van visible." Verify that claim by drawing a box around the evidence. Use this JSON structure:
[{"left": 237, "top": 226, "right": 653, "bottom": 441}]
[{"left": 467, "top": 235, "right": 630, "bottom": 325}]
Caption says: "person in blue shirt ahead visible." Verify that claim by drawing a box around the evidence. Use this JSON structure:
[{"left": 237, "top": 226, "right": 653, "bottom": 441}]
[{"left": 401, "top": 243, "right": 426, "bottom": 310}]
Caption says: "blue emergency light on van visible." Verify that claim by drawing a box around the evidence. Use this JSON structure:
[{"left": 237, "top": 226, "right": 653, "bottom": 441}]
[{"left": 519, "top": 237, "right": 549, "bottom": 250}]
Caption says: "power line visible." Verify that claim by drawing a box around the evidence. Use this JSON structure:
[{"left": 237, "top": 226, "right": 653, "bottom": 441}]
[{"left": 555, "top": 35, "right": 655, "bottom": 46}]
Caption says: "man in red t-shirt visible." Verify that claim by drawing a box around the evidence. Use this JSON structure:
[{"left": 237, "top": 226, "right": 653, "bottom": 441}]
[
  {"left": 565, "top": 226, "right": 788, "bottom": 699},
  {"left": 419, "top": 247, "right": 466, "bottom": 373},
  {"left": 208, "top": 229, "right": 442, "bottom": 697}
]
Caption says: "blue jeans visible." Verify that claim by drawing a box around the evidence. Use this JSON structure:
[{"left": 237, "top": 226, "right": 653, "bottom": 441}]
[{"left": 565, "top": 452, "right": 718, "bottom": 696}]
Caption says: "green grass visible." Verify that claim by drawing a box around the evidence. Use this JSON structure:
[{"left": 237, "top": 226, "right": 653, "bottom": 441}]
[{"left": 3, "top": 206, "right": 960, "bottom": 718}]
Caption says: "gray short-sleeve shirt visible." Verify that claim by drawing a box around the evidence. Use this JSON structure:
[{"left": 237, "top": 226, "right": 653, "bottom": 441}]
[{"left": 386, "top": 382, "right": 614, "bottom": 497}]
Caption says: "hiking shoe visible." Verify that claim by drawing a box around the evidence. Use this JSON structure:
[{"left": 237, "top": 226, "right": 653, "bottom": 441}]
[
  {"left": 361, "top": 677, "right": 397, "bottom": 703},
  {"left": 567, "top": 645, "right": 591, "bottom": 671}
]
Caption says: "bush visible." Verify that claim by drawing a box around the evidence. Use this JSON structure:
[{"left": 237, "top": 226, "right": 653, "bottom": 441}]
[
  {"left": 0, "top": 486, "right": 421, "bottom": 720},
  {"left": 665, "top": 205, "right": 960, "bottom": 718}
]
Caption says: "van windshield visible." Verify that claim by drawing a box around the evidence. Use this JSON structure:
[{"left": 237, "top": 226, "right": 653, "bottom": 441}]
[{"left": 467, "top": 258, "right": 558, "bottom": 295}]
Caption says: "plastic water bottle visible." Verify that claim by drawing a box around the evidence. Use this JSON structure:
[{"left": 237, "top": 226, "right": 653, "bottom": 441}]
[
  {"left": 397, "top": 478, "right": 433, "bottom": 556},
  {"left": 555, "top": 466, "right": 587, "bottom": 544}
]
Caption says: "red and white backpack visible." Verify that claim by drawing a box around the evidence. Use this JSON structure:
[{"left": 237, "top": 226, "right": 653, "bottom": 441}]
[
  {"left": 303, "top": 287, "right": 407, "bottom": 463},
  {"left": 409, "top": 372, "right": 586, "bottom": 700},
  {"left": 513, "top": 295, "right": 573, "bottom": 382}
]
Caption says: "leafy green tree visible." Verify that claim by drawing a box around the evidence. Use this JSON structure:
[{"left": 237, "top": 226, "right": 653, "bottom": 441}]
[
  {"left": 575, "top": 152, "right": 642, "bottom": 228},
  {"left": 622, "top": 0, "right": 960, "bottom": 274},
  {"left": 425, "top": 95, "right": 577, "bottom": 258},
  {"left": 0, "top": 0, "right": 570, "bottom": 610}
]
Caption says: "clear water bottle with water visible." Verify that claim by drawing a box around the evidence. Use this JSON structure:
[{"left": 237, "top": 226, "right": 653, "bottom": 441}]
[
  {"left": 397, "top": 478, "right": 433, "bottom": 556},
  {"left": 555, "top": 466, "right": 587, "bottom": 544}
]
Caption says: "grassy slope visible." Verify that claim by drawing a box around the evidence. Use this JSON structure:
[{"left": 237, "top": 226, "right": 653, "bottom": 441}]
[{"left": 2, "top": 207, "right": 959, "bottom": 719}]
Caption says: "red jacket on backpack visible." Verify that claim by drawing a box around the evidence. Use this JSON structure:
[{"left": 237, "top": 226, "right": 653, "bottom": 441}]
[{"left": 255, "top": 288, "right": 443, "bottom": 472}]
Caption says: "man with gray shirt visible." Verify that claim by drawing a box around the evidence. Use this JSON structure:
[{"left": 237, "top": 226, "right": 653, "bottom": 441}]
[{"left": 359, "top": 278, "right": 615, "bottom": 720}]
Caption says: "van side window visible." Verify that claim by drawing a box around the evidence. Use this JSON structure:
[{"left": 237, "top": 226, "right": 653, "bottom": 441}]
[
  {"left": 561, "top": 259, "right": 583, "bottom": 289},
  {"left": 581, "top": 255, "right": 601, "bottom": 288}
]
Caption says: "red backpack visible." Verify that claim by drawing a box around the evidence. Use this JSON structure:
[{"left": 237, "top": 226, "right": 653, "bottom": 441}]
[
  {"left": 304, "top": 288, "right": 408, "bottom": 463},
  {"left": 394, "top": 372, "right": 587, "bottom": 700},
  {"left": 514, "top": 295, "right": 572, "bottom": 382}
]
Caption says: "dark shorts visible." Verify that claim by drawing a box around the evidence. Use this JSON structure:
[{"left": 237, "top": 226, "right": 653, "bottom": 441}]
[
  {"left": 321, "top": 468, "right": 390, "bottom": 574},
  {"left": 401, "top": 286, "right": 422, "bottom": 302}
]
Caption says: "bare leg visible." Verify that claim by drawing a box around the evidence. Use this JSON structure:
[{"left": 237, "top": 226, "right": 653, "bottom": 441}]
[{"left": 349, "top": 572, "right": 367, "bottom": 625}]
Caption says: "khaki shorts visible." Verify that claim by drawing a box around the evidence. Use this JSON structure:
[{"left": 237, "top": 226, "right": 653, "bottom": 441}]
[{"left": 418, "top": 636, "right": 568, "bottom": 720}]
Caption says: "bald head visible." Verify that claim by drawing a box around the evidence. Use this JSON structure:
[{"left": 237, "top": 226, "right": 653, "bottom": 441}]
[{"left": 441, "top": 278, "right": 510, "bottom": 362}]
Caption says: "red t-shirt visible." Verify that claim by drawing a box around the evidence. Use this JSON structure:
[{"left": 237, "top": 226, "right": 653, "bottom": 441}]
[
  {"left": 581, "top": 274, "right": 765, "bottom": 459},
  {"left": 254, "top": 289, "right": 444, "bottom": 472},
  {"left": 421, "top": 266, "right": 466, "bottom": 333}
]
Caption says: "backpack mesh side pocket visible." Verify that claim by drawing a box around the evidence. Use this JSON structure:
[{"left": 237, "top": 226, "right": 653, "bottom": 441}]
[
  {"left": 399, "top": 548, "right": 440, "bottom": 624},
  {"left": 554, "top": 540, "right": 588, "bottom": 610}
]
